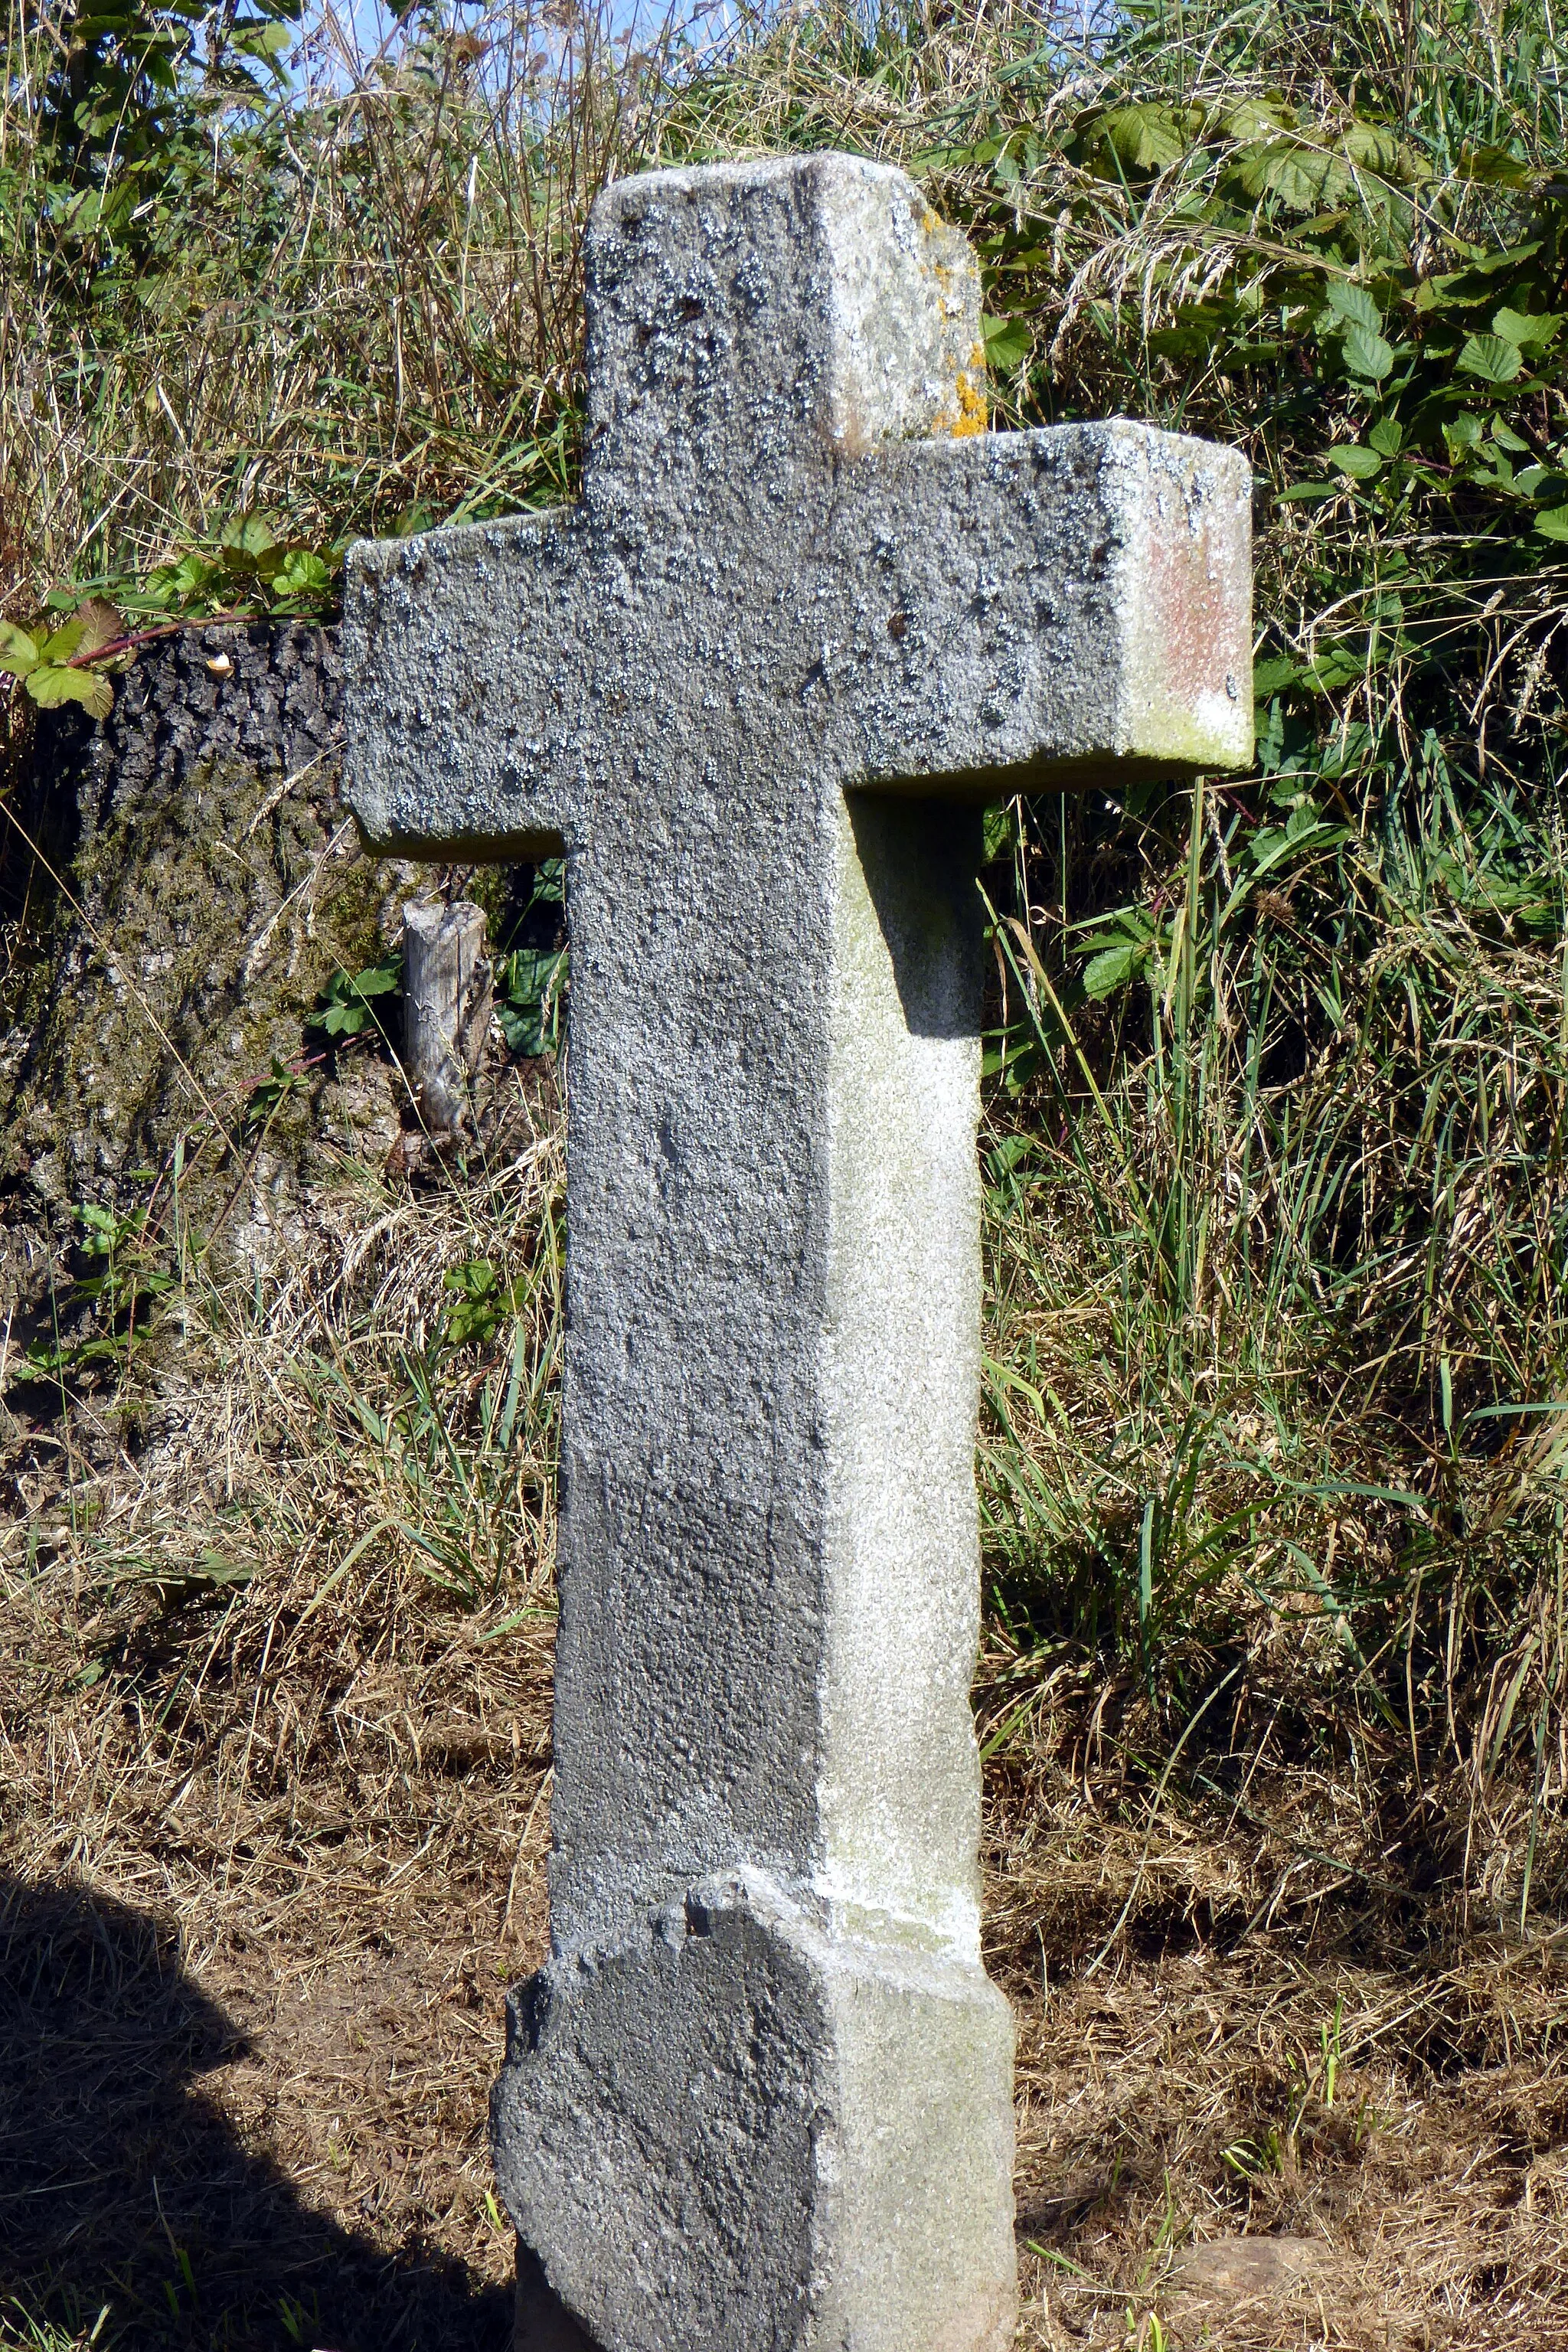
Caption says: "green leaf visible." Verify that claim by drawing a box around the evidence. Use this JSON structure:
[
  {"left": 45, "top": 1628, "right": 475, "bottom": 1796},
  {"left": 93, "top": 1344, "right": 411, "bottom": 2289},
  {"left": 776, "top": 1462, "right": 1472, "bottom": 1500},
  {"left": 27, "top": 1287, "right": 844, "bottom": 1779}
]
[
  {"left": 982, "top": 802, "right": 1020, "bottom": 862},
  {"left": 497, "top": 943, "right": 567, "bottom": 1057},
  {"left": 1457, "top": 144, "right": 1537, "bottom": 188},
  {"left": 1220, "top": 99, "right": 1292, "bottom": 142},
  {"left": 348, "top": 962, "right": 399, "bottom": 997},
  {"left": 1234, "top": 139, "right": 1350, "bottom": 212},
  {"left": 232, "top": 15, "right": 292, "bottom": 53},
  {"left": 1303, "top": 648, "right": 1367, "bottom": 691},
  {"left": 1253, "top": 655, "right": 1302, "bottom": 694},
  {"left": 316, "top": 1000, "right": 366, "bottom": 1037},
  {"left": 1492, "top": 306, "right": 1561, "bottom": 350},
  {"left": 981, "top": 313, "right": 1031, "bottom": 372},
  {"left": 1328, "top": 443, "right": 1383, "bottom": 478},
  {"left": 271, "top": 548, "right": 332, "bottom": 600},
  {"left": 142, "top": 551, "right": 220, "bottom": 609},
  {"left": 1532, "top": 507, "right": 1568, "bottom": 541},
  {"left": 26, "top": 665, "right": 113, "bottom": 718},
  {"left": 1458, "top": 332, "right": 1525, "bottom": 384},
  {"left": 443, "top": 1256, "right": 510, "bottom": 1347},
  {"left": 311, "top": 954, "right": 401, "bottom": 1040},
  {"left": 1342, "top": 323, "right": 1394, "bottom": 381},
  {"left": 1491, "top": 420, "right": 1531, "bottom": 453},
  {"left": 220, "top": 513, "right": 278, "bottom": 571},
  {"left": 39, "top": 618, "right": 85, "bottom": 664},
  {"left": 1093, "top": 103, "right": 1191, "bottom": 173},
  {"left": 1339, "top": 120, "right": 1410, "bottom": 177},
  {"left": 1367, "top": 416, "right": 1404, "bottom": 458},
  {"left": 1083, "top": 941, "right": 1145, "bottom": 998},
  {"left": 0, "top": 621, "right": 40, "bottom": 677},
  {"left": 1324, "top": 280, "right": 1383, "bottom": 335}
]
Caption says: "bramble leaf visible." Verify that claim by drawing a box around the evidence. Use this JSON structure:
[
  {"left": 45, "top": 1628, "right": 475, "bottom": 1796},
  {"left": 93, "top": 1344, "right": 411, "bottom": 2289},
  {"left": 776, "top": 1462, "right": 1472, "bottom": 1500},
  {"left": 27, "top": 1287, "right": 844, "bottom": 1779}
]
[
  {"left": 1339, "top": 120, "right": 1410, "bottom": 177},
  {"left": 0, "top": 621, "right": 40, "bottom": 676},
  {"left": 1457, "top": 144, "right": 1537, "bottom": 188},
  {"left": 1458, "top": 331, "right": 1525, "bottom": 382},
  {"left": 39, "top": 618, "right": 85, "bottom": 664},
  {"left": 1094, "top": 103, "right": 1191, "bottom": 172},
  {"left": 1342, "top": 323, "right": 1395, "bottom": 380},
  {"left": 1324, "top": 281, "right": 1383, "bottom": 335},
  {"left": 1491, "top": 306, "right": 1560, "bottom": 349},
  {"left": 74, "top": 596, "right": 123, "bottom": 656},
  {"left": 1235, "top": 138, "right": 1351, "bottom": 211},
  {"left": 1220, "top": 99, "right": 1292, "bottom": 142},
  {"left": 26, "top": 664, "right": 113, "bottom": 718}
]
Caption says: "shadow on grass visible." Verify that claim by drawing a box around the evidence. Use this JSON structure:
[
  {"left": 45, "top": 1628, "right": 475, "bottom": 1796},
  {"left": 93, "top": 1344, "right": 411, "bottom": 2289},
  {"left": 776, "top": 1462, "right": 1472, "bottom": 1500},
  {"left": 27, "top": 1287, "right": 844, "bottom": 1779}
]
[{"left": 0, "top": 1875, "right": 511, "bottom": 2352}]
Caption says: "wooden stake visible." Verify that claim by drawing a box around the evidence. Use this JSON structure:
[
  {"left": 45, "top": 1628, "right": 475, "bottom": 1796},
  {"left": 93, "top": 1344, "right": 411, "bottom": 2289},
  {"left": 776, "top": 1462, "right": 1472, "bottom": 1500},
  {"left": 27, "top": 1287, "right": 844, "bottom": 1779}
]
[{"left": 403, "top": 899, "right": 492, "bottom": 1135}]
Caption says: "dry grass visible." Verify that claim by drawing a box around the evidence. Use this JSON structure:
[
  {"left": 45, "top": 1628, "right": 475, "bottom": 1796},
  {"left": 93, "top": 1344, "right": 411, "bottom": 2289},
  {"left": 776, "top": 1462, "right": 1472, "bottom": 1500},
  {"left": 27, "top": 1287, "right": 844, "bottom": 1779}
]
[
  {"left": 3, "top": 1050, "right": 1566, "bottom": 2349},
  {"left": 983, "top": 1671, "right": 1568, "bottom": 2348},
  {"left": 1, "top": 1065, "right": 564, "bottom": 2347},
  {"left": 0, "top": 0, "right": 724, "bottom": 616}
]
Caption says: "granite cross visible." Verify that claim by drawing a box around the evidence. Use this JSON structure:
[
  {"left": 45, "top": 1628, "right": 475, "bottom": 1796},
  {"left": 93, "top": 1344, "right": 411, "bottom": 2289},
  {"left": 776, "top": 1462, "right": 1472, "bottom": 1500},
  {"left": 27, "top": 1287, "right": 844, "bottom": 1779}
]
[{"left": 343, "top": 152, "right": 1251, "bottom": 2352}]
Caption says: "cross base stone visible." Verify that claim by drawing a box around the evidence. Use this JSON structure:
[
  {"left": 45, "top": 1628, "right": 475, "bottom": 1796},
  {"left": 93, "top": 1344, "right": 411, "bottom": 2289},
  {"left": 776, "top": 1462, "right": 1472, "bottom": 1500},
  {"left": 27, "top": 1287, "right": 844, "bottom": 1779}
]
[
  {"left": 495, "top": 1871, "right": 1015, "bottom": 2352},
  {"left": 515, "top": 2245, "right": 599, "bottom": 2352}
]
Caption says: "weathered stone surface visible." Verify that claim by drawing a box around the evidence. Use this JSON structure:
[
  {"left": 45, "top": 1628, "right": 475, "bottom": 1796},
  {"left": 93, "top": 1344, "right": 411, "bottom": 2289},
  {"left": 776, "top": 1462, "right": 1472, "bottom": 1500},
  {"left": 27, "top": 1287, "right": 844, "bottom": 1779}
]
[
  {"left": 343, "top": 149, "right": 1252, "bottom": 2352},
  {"left": 494, "top": 1872, "right": 1015, "bottom": 2352}
]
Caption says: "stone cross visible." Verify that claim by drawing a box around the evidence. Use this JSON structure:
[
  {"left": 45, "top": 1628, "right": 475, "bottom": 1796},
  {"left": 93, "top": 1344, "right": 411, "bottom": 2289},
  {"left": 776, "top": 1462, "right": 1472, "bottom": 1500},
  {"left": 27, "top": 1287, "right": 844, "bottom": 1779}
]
[{"left": 343, "top": 153, "right": 1250, "bottom": 2352}]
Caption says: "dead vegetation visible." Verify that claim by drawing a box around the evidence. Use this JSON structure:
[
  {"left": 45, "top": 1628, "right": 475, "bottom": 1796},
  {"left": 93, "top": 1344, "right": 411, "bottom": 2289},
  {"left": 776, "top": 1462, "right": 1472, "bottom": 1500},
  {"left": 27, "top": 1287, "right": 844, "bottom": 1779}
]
[
  {"left": 2, "top": 1053, "right": 1565, "bottom": 2349},
  {"left": 1, "top": 1073, "right": 564, "bottom": 2347}
]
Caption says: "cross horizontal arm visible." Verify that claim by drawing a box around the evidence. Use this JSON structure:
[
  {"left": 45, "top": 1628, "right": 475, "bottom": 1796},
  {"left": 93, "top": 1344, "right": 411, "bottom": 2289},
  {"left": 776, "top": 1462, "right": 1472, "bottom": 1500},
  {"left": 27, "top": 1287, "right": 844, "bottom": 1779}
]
[
  {"left": 345, "top": 508, "right": 577, "bottom": 860},
  {"left": 342, "top": 420, "right": 1250, "bottom": 860},
  {"left": 818, "top": 420, "right": 1253, "bottom": 795}
]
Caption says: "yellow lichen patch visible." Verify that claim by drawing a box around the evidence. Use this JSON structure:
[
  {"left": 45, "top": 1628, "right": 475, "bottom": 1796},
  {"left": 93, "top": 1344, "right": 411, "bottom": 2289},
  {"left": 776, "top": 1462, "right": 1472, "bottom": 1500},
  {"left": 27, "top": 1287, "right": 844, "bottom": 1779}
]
[{"left": 946, "top": 356, "right": 989, "bottom": 439}]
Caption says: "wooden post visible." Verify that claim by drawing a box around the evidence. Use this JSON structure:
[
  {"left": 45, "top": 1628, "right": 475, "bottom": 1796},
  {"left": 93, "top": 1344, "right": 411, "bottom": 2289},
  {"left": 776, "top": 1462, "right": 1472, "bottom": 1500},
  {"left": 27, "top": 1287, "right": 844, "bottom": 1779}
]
[{"left": 402, "top": 899, "right": 492, "bottom": 1135}]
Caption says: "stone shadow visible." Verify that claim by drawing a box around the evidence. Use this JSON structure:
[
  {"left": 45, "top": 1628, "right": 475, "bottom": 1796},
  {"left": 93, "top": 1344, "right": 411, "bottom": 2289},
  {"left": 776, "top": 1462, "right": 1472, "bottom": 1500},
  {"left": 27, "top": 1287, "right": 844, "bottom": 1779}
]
[
  {"left": 0, "top": 1874, "right": 511, "bottom": 2352},
  {"left": 845, "top": 793, "right": 987, "bottom": 1041}
]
